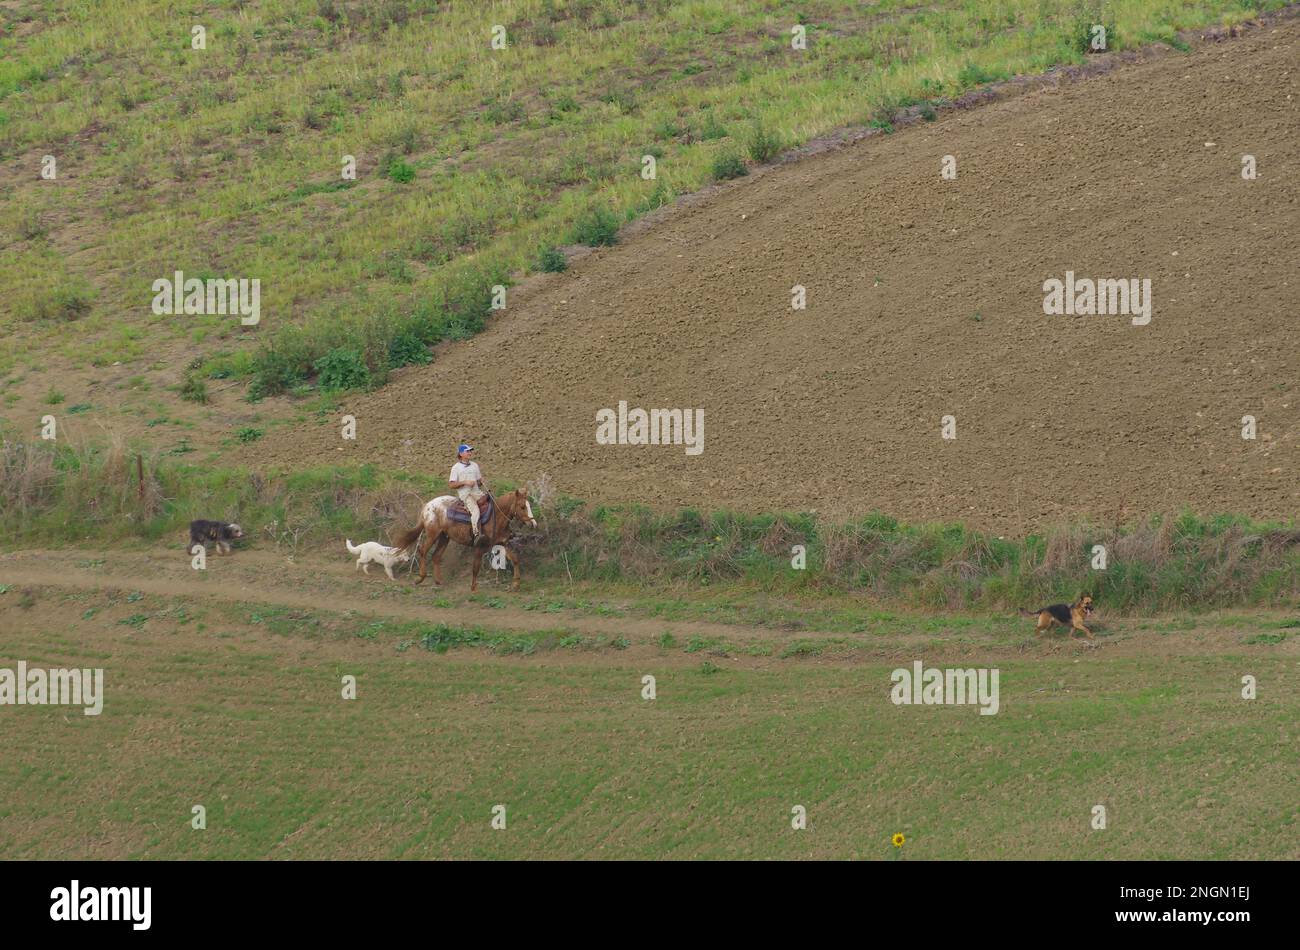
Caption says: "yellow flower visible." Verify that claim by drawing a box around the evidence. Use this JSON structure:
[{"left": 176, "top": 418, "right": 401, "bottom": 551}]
[{"left": 891, "top": 833, "right": 905, "bottom": 848}]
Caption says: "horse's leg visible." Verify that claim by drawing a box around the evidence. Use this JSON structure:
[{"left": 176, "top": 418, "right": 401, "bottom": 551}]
[
  {"left": 430, "top": 533, "right": 450, "bottom": 586},
  {"left": 470, "top": 545, "right": 482, "bottom": 592},
  {"left": 504, "top": 545, "right": 521, "bottom": 592},
  {"left": 414, "top": 529, "right": 432, "bottom": 584}
]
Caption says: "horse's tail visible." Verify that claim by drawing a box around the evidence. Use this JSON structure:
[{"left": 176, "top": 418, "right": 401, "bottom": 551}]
[{"left": 394, "top": 523, "right": 424, "bottom": 553}]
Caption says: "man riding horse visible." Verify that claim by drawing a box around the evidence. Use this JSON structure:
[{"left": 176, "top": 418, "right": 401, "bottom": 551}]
[
  {"left": 449, "top": 442, "right": 487, "bottom": 541},
  {"left": 394, "top": 443, "right": 538, "bottom": 591}
]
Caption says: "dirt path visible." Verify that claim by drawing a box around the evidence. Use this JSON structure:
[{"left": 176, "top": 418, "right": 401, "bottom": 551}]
[
  {"left": 0, "top": 547, "right": 756, "bottom": 642},
  {"left": 3, "top": 547, "right": 1296, "bottom": 664},
  {"left": 246, "top": 20, "right": 1300, "bottom": 532}
]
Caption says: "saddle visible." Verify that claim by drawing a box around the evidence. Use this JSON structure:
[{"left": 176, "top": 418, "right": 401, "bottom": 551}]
[{"left": 447, "top": 493, "right": 494, "bottom": 528}]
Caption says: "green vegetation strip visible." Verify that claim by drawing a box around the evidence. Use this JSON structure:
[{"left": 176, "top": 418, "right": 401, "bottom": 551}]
[{"left": 3, "top": 439, "right": 1298, "bottom": 613}]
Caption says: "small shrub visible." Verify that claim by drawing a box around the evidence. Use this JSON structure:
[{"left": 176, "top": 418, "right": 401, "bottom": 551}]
[
  {"left": 547, "top": 93, "right": 580, "bottom": 119},
  {"left": 381, "top": 151, "right": 415, "bottom": 183},
  {"left": 711, "top": 149, "right": 748, "bottom": 181},
  {"left": 180, "top": 375, "right": 208, "bottom": 404},
  {"left": 387, "top": 328, "right": 431, "bottom": 368},
  {"left": 745, "top": 119, "right": 783, "bottom": 162},
  {"left": 236, "top": 427, "right": 264, "bottom": 443},
  {"left": 536, "top": 245, "right": 568, "bottom": 273},
  {"left": 569, "top": 206, "right": 620, "bottom": 247},
  {"left": 313, "top": 348, "right": 371, "bottom": 391},
  {"left": 248, "top": 346, "right": 309, "bottom": 400}
]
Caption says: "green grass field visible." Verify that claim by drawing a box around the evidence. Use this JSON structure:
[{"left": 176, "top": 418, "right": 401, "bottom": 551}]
[{"left": 2, "top": 582, "right": 1295, "bottom": 859}]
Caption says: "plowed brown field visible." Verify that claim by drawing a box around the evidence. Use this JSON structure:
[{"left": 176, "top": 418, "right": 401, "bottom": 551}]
[{"left": 256, "top": 23, "right": 1300, "bottom": 532}]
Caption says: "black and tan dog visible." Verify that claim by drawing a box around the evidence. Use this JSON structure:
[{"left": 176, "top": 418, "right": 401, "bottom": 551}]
[{"left": 1022, "top": 594, "right": 1095, "bottom": 639}]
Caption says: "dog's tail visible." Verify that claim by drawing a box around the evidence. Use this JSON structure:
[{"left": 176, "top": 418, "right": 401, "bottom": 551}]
[
  {"left": 393, "top": 523, "right": 424, "bottom": 553},
  {"left": 345, "top": 539, "right": 359, "bottom": 555},
  {"left": 1019, "top": 607, "right": 1040, "bottom": 617}
]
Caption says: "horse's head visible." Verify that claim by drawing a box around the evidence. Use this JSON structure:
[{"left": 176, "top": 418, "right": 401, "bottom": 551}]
[{"left": 508, "top": 488, "right": 537, "bottom": 529}]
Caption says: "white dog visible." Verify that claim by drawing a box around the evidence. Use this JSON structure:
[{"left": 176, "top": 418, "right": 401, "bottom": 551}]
[{"left": 345, "top": 539, "right": 411, "bottom": 580}]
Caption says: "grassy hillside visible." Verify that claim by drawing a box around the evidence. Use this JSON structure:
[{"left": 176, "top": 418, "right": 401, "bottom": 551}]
[{"left": 1, "top": 0, "right": 1282, "bottom": 413}]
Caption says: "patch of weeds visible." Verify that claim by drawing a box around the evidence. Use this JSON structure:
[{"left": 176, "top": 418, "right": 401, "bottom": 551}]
[
  {"left": 685, "top": 635, "right": 723, "bottom": 654},
  {"left": 483, "top": 97, "right": 526, "bottom": 124},
  {"left": 236, "top": 426, "right": 264, "bottom": 443},
  {"left": 956, "top": 62, "right": 1005, "bottom": 88},
  {"left": 546, "top": 93, "right": 580, "bottom": 120},
  {"left": 711, "top": 149, "right": 747, "bottom": 181},
  {"left": 179, "top": 374, "right": 206, "bottom": 405},
  {"left": 314, "top": 348, "right": 370, "bottom": 391},
  {"left": 380, "top": 151, "right": 415, "bottom": 183},
  {"left": 387, "top": 328, "right": 431, "bottom": 368},
  {"left": 66, "top": 403, "right": 92, "bottom": 414},
  {"left": 44, "top": 389, "right": 65, "bottom": 405},
  {"left": 779, "top": 640, "right": 823, "bottom": 658},
  {"left": 611, "top": 635, "right": 630, "bottom": 650},
  {"left": 419, "top": 622, "right": 484, "bottom": 653},
  {"left": 568, "top": 206, "right": 620, "bottom": 247},
  {"left": 536, "top": 245, "right": 567, "bottom": 273},
  {"left": 289, "top": 179, "right": 357, "bottom": 200},
  {"left": 744, "top": 119, "right": 783, "bottom": 162},
  {"left": 700, "top": 110, "right": 728, "bottom": 140},
  {"left": 119, "top": 614, "right": 148, "bottom": 628},
  {"left": 698, "top": 660, "right": 722, "bottom": 675},
  {"left": 126, "top": 591, "right": 143, "bottom": 603},
  {"left": 1242, "top": 632, "right": 1287, "bottom": 646}
]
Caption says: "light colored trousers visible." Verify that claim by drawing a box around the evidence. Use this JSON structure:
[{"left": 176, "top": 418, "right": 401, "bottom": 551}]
[{"left": 458, "top": 486, "right": 486, "bottom": 532}]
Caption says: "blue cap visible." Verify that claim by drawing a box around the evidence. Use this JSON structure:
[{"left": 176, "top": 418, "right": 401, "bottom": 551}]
[{"left": 458, "top": 443, "right": 474, "bottom": 455}]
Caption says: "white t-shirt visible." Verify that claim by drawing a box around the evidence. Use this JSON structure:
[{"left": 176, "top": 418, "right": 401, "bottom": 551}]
[{"left": 450, "top": 460, "right": 481, "bottom": 487}]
